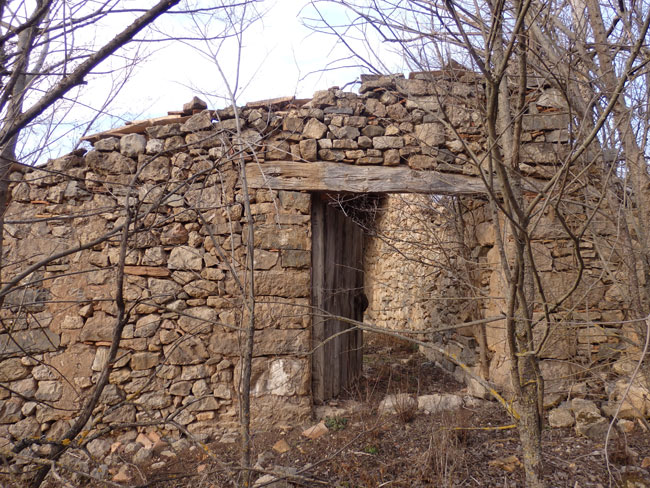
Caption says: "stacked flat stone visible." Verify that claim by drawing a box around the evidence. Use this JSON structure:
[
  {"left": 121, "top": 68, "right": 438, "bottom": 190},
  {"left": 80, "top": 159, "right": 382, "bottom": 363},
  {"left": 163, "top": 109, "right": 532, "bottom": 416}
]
[{"left": 0, "top": 103, "right": 315, "bottom": 453}]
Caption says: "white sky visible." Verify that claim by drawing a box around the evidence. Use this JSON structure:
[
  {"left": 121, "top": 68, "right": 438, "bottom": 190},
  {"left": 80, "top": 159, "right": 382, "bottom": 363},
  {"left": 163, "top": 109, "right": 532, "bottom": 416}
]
[{"left": 107, "top": 0, "right": 391, "bottom": 121}]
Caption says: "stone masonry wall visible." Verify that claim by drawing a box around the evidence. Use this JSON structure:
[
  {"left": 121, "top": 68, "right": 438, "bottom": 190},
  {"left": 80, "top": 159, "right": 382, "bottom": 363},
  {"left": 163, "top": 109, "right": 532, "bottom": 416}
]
[
  {"left": 0, "top": 102, "right": 314, "bottom": 452},
  {"left": 0, "top": 67, "right": 647, "bottom": 459},
  {"left": 351, "top": 73, "right": 647, "bottom": 416}
]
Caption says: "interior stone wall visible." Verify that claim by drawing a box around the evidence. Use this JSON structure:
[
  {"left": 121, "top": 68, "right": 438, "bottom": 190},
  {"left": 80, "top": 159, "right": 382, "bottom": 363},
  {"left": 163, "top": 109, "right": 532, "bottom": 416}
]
[
  {"left": 364, "top": 194, "right": 480, "bottom": 333},
  {"left": 365, "top": 190, "right": 645, "bottom": 413}
]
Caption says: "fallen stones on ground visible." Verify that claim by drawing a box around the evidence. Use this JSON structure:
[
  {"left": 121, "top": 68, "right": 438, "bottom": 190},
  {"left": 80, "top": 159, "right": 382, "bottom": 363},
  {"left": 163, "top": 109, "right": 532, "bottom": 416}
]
[
  {"left": 253, "top": 466, "right": 298, "bottom": 488},
  {"left": 417, "top": 393, "right": 462, "bottom": 414},
  {"left": 132, "top": 447, "right": 154, "bottom": 465},
  {"left": 378, "top": 393, "right": 417, "bottom": 416},
  {"left": 112, "top": 465, "right": 132, "bottom": 482},
  {"left": 548, "top": 405, "right": 575, "bottom": 428},
  {"left": 301, "top": 421, "right": 328, "bottom": 440},
  {"left": 571, "top": 398, "right": 610, "bottom": 441}
]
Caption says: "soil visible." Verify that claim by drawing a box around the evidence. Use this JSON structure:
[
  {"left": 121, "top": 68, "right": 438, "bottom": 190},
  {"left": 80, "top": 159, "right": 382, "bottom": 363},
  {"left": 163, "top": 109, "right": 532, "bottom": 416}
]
[{"left": 27, "top": 338, "right": 650, "bottom": 487}]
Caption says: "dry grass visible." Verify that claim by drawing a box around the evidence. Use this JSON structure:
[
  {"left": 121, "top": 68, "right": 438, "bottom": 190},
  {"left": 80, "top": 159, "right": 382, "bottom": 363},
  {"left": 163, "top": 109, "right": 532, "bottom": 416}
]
[{"left": 419, "top": 411, "right": 471, "bottom": 486}]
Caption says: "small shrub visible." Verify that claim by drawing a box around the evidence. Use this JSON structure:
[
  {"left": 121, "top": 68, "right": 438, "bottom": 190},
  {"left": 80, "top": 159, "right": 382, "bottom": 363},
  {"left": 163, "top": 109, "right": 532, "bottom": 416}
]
[
  {"left": 325, "top": 416, "right": 349, "bottom": 431},
  {"left": 363, "top": 445, "right": 379, "bottom": 455},
  {"left": 393, "top": 393, "right": 417, "bottom": 423}
]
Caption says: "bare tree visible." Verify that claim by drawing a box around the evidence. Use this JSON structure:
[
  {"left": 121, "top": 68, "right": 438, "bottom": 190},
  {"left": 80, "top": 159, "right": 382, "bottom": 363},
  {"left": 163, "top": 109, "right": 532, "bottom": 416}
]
[
  {"left": 305, "top": 0, "right": 650, "bottom": 486},
  {"left": 0, "top": 2, "right": 267, "bottom": 486}
]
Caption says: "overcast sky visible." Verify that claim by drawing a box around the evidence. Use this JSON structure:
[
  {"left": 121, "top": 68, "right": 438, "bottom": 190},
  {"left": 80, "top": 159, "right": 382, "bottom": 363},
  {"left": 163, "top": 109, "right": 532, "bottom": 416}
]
[{"left": 108, "top": 0, "right": 392, "bottom": 121}]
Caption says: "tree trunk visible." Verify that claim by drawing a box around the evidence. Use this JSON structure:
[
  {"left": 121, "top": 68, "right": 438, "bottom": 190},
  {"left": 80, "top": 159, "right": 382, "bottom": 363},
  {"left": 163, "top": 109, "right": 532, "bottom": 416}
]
[{"left": 517, "top": 390, "right": 545, "bottom": 487}]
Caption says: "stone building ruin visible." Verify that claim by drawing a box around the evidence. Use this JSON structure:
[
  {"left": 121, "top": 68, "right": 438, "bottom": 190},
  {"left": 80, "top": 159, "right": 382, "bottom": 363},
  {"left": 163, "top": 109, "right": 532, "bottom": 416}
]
[{"left": 0, "top": 68, "right": 648, "bottom": 454}]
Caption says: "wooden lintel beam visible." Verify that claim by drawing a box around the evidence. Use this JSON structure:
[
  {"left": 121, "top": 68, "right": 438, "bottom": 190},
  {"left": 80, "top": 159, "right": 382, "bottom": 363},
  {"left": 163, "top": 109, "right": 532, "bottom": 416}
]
[{"left": 246, "top": 161, "right": 540, "bottom": 195}]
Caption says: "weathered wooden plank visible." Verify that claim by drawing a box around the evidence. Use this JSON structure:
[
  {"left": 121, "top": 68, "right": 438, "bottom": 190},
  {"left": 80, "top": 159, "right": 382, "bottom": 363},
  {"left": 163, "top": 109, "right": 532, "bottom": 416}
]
[
  {"left": 327, "top": 204, "right": 341, "bottom": 398},
  {"left": 81, "top": 114, "right": 191, "bottom": 143},
  {"left": 311, "top": 195, "right": 326, "bottom": 403},
  {"left": 246, "top": 161, "right": 514, "bottom": 195},
  {"left": 311, "top": 194, "right": 365, "bottom": 402},
  {"left": 124, "top": 265, "right": 170, "bottom": 277}
]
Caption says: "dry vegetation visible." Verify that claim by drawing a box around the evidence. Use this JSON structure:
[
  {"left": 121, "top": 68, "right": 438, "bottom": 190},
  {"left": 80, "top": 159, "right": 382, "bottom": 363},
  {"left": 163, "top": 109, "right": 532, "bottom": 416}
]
[{"left": 21, "top": 337, "right": 648, "bottom": 488}]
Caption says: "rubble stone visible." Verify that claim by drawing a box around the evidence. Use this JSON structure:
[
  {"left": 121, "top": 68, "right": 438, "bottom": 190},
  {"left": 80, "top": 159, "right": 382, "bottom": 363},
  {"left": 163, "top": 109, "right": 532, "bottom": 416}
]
[
  {"left": 120, "top": 134, "right": 147, "bottom": 158},
  {"left": 378, "top": 393, "right": 417, "bottom": 415}
]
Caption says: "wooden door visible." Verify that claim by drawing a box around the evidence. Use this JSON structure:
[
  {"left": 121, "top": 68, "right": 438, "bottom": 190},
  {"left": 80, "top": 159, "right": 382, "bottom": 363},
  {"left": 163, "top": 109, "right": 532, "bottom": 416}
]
[{"left": 311, "top": 194, "right": 365, "bottom": 403}]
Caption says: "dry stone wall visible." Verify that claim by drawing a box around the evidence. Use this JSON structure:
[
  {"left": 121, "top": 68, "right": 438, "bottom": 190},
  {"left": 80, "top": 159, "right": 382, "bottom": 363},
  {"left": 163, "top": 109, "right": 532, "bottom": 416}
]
[
  {"left": 364, "top": 194, "right": 480, "bottom": 332},
  {"left": 0, "top": 67, "right": 647, "bottom": 460},
  {"left": 351, "top": 73, "right": 648, "bottom": 417},
  {"left": 0, "top": 103, "right": 315, "bottom": 451}
]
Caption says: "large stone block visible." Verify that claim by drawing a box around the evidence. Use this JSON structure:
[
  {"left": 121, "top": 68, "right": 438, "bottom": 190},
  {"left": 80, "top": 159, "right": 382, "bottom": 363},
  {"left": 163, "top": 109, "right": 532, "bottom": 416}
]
[
  {"left": 8, "top": 417, "right": 40, "bottom": 440},
  {"left": 237, "top": 357, "right": 309, "bottom": 397},
  {"left": 35, "top": 380, "right": 63, "bottom": 401},
  {"left": 372, "top": 136, "right": 404, "bottom": 149},
  {"left": 181, "top": 364, "right": 210, "bottom": 380},
  {"left": 522, "top": 113, "right": 569, "bottom": 132},
  {"left": 148, "top": 278, "right": 182, "bottom": 304},
  {"left": 185, "top": 185, "right": 222, "bottom": 210},
  {"left": 252, "top": 225, "right": 309, "bottom": 250},
  {"left": 407, "top": 154, "right": 436, "bottom": 170},
  {"left": 253, "top": 329, "right": 309, "bottom": 355},
  {"left": 94, "top": 137, "right": 119, "bottom": 152},
  {"left": 131, "top": 352, "right": 160, "bottom": 370},
  {"left": 185, "top": 131, "right": 221, "bottom": 149},
  {"left": 302, "top": 118, "right": 327, "bottom": 139},
  {"left": 134, "top": 314, "right": 161, "bottom": 338},
  {"left": 104, "top": 404, "right": 136, "bottom": 424},
  {"left": 298, "top": 139, "right": 318, "bottom": 161},
  {"left": 250, "top": 395, "right": 311, "bottom": 430},
  {"left": 164, "top": 336, "right": 209, "bottom": 365},
  {"left": 540, "top": 360, "right": 581, "bottom": 396},
  {"left": 255, "top": 298, "right": 310, "bottom": 329},
  {"left": 87, "top": 150, "right": 137, "bottom": 174},
  {"left": 254, "top": 270, "right": 310, "bottom": 297},
  {"left": 120, "top": 134, "right": 147, "bottom": 157},
  {"left": 281, "top": 250, "right": 310, "bottom": 269},
  {"left": 80, "top": 312, "right": 115, "bottom": 342},
  {"left": 0, "top": 398, "right": 24, "bottom": 424},
  {"left": 178, "top": 307, "right": 217, "bottom": 333},
  {"left": 92, "top": 347, "right": 110, "bottom": 372},
  {"left": 36, "top": 405, "right": 70, "bottom": 423},
  {"left": 278, "top": 190, "right": 311, "bottom": 213},
  {"left": 168, "top": 246, "right": 204, "bottom": 271},
  {"left": 208, "top": 331, "right": 240, "bottom": 356},
  {"left": 99, "top": 384, "right": 124, "bottom": 405},
  {"left": 253, "top": 249, "right": 279, "bottom": 270},
  {"left": 571, "top": 398, "right": 608, "bottom": 440},
  {"left": 609, "top": 377, "right": 650, "bottom": 419},
  {"left": 183, "top": 279, "right": 218, "bottom": 298},
  {"left": 414, "top": 123, "right": 444, "bottom": 148},
  {"left": 48, "top": 343, "right": 96, "bottom": 413},
  {"left": 135, "top": 391, "right": 172, "bottom": 409},
  {"left": 520, "top": 143, "right": 570, "bottom": 164},
  {"left": 181, "top": 111, "right": 213, "bottom": 132},
  {"left": 0, "top": 328, "right": 60, "bottom": 356},
  {"left": 139, "top": 155, "right": 170, "bottom": 182},
  {"left": 265, "top": 140, "right": 291, "bottom": 160}
]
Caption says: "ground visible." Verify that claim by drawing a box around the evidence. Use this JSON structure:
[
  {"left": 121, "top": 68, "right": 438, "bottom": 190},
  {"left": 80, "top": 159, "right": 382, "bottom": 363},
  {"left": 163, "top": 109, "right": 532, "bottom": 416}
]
[{"left": 22, "top": 338, "right": 650, "bottom": 487}]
